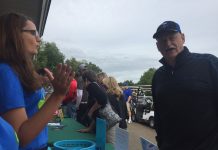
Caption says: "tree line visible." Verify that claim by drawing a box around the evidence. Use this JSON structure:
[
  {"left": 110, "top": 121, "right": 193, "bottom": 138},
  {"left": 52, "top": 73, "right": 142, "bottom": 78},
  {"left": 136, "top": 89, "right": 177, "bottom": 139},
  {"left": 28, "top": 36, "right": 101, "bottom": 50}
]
[{"left": 34, "top": 41, "right": 156, "bottom": 85}]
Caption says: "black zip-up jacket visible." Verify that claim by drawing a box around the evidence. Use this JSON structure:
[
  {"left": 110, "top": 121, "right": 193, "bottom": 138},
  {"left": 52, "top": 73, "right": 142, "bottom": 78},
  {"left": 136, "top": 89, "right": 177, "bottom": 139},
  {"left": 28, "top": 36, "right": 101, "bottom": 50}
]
[{"left": 152, "top": 47, "right": 218, "bottom": 150}]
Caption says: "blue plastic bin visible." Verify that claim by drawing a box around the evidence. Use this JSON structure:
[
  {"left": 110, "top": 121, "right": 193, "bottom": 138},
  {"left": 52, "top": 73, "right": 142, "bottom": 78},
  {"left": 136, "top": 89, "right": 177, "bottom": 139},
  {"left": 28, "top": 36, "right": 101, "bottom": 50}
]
[{"left": 53, "top": 140, "right": 96, "bottom": 150}]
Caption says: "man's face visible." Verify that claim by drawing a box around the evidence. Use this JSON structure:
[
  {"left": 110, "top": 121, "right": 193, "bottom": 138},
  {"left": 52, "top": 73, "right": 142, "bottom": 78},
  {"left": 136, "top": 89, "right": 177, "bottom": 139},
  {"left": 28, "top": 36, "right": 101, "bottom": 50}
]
[{"left": 156, "top": 32, "right": 185, "bottom": 63}]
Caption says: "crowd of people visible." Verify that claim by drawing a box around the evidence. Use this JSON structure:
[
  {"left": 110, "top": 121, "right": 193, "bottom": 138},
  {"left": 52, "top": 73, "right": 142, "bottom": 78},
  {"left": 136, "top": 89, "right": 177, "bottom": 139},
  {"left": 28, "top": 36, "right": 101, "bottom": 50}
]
[
  {"left": 1, "top": 11, "right": 218, "bottom": 150},
  {"left": 63, "top": 67, "right": 133, "bottom": 144}
]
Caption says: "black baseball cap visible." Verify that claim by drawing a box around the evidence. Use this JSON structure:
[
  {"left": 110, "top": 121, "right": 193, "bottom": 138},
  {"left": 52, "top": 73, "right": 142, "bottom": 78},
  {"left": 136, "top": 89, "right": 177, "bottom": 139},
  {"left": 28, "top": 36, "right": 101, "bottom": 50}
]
[{"left": 153, "top": 21, "right": 181, "bottom": 39}]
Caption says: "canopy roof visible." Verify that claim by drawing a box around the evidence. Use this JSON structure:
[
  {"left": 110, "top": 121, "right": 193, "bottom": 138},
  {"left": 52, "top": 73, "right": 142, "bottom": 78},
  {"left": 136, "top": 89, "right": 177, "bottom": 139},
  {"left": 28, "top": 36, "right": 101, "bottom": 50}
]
[{"left": 0, "top": 0, "right": 51, "bottom": 36}]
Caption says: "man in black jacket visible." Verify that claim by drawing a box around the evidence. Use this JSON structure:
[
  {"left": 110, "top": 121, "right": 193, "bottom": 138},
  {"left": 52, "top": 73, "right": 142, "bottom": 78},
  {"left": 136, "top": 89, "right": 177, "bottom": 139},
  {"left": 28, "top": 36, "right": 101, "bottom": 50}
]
[{"left": 152, "top": 21, "right": 218, "bottom": 150}]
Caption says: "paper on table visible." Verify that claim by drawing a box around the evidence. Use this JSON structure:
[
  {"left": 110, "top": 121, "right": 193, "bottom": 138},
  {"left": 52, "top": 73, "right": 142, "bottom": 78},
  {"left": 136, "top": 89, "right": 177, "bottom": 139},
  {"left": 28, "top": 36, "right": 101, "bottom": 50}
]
[
  {"left": 115, "top": 127, "right": 129, "bottom": 150},
  {"left": 140, "top": 136, "right": 158, "bottom": 150},
  {"left": 47, "top": 123, "right": 61, "bottom": 126}
]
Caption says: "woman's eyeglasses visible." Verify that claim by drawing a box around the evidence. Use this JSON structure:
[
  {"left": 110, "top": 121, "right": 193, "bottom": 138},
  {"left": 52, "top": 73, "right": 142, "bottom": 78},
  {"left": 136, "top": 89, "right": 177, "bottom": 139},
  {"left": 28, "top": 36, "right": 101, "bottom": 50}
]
[{"left": 22, "top": 29, "right": 39, "bottom": 37}]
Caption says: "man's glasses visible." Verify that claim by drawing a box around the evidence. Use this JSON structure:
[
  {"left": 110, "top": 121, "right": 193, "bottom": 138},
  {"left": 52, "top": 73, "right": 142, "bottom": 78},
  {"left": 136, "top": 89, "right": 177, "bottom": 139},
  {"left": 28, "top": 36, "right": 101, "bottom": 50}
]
[{"left": 22, "top": 29, "right": 39, "bottom": 37}]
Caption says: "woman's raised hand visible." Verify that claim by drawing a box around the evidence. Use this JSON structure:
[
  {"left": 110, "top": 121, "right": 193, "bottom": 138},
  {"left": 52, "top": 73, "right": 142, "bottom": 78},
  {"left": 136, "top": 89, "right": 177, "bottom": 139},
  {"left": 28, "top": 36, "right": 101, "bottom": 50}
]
[{"left": 49, "top": 64, "right": 73, "bottom": 97}]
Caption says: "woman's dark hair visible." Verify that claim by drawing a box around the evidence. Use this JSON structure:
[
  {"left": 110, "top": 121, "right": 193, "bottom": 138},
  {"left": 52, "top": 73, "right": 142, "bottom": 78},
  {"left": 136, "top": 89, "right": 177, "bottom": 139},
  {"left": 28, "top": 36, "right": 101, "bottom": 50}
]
[
  {"left": 0, "top": 12, "right": 41, "bottom": 91},
  {"left": 82, "top": 70, "right": 97, "bottom": 82}
]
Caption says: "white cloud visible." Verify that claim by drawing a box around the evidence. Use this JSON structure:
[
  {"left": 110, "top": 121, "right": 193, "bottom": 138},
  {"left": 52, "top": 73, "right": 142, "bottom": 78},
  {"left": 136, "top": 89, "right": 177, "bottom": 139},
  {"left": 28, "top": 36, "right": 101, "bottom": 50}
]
[{"left": 43, "top": 0, "right": 218, "bottom": 82}]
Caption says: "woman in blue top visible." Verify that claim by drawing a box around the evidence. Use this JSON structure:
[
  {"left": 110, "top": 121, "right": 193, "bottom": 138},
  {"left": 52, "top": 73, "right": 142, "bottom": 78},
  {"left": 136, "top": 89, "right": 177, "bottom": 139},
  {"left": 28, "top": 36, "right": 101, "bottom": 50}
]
[
  {"left": 0, "top": 117, "right": 19, "bottom": 150},
  {"left": 0, "top": 12, "right": 73, "bottom": 150}
]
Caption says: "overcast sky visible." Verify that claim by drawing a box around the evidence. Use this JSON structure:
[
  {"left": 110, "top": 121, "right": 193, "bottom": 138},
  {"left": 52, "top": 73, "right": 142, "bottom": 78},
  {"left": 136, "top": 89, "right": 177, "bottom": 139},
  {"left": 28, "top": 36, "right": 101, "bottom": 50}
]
[{"left": 43, "top": 0, "right": 218, "bottom": 82}]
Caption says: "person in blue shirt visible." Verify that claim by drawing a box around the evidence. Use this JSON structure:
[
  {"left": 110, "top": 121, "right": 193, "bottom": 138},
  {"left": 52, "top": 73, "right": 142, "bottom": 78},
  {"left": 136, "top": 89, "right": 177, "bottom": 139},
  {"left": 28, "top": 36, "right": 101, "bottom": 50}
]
[
  {"left": 0, "top": 117, "right": 19, "bottom": 150},
  {"left": 0, "top": 12, "right": 73, "bottom": 150},
  {"left": 122, "top": 83, "right": 133, "bottom": 123}
]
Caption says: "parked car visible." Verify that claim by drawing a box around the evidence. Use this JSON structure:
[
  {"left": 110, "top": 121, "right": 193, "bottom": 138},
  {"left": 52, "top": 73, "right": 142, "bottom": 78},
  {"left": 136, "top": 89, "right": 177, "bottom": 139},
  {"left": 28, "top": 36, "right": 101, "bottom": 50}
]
[{"left": 131, "top": 95, "right": 154, "bottom": 128}]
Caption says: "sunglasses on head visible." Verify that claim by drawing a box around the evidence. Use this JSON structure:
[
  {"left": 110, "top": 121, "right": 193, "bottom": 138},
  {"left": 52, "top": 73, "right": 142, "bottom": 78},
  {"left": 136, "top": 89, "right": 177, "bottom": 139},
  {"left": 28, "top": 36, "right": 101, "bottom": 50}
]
[{"left": 22, "top": 29, "right": 39, "bottom": 37}]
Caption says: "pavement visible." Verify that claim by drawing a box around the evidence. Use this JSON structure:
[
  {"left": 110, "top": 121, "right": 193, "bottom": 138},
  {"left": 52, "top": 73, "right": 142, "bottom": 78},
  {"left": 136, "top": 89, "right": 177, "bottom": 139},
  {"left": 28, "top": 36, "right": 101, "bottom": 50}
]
[{"left": 127, "top": 122, "right": 157, "bottom": 150}]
